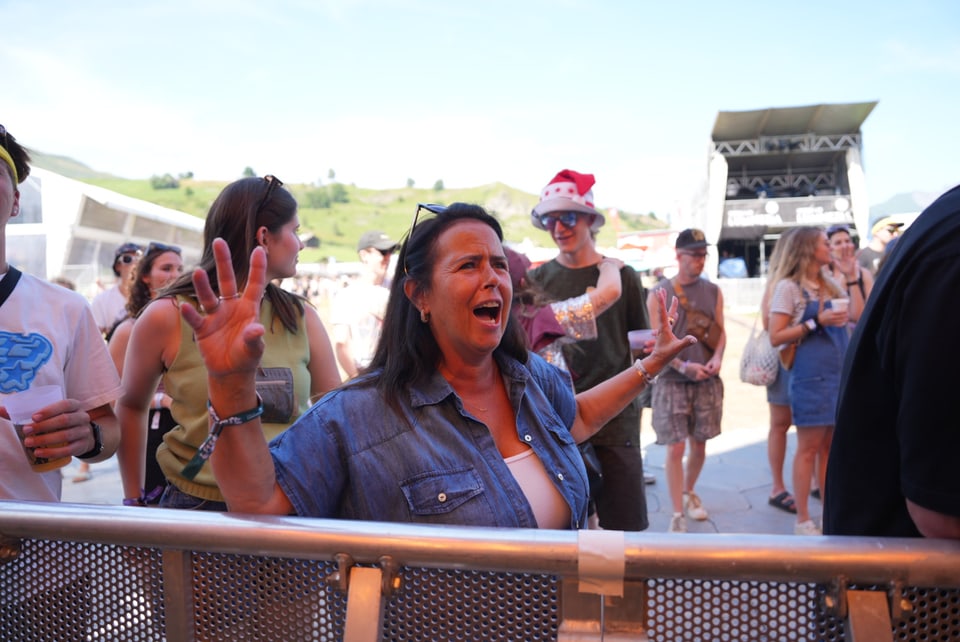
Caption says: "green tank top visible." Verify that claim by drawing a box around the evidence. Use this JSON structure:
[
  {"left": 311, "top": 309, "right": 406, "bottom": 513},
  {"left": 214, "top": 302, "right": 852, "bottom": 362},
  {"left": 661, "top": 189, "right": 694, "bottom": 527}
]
[{"left": 156, "top": 295, "right": 312, "bottom": 501}]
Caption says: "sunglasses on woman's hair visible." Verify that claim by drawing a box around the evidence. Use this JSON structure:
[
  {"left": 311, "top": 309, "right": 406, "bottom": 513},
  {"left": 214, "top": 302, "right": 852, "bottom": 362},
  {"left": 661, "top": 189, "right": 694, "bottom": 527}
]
[
  {"left": 255, "top": 175, "right": 283, "bottom": 214},
  {"left": 400, "top": 203, "right": 448, "bottom": 276},
  {"left": 539, "top": 211, "right": 579, "bottom": 231},
  {"left": 146, "top": 241, "right": 182, "bottom": 255}
]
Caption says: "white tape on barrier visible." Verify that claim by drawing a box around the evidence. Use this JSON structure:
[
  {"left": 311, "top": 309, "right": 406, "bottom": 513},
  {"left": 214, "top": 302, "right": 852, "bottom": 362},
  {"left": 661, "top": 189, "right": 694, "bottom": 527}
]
[{"left": 577, "top": 529, "right": 625, "bottom": 597}]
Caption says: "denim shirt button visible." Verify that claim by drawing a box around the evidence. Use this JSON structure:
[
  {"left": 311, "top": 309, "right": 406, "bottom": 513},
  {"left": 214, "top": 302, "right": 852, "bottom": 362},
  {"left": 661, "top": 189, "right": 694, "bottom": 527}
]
[
  {"left": 437, "top": 492, "right": 448, "bottom": 503},
  {"left": 523, "top": 434, "right": 532, "bottom": 442},
  {"left": 557, "top": 473, "right": 564, "bottom": 481}
]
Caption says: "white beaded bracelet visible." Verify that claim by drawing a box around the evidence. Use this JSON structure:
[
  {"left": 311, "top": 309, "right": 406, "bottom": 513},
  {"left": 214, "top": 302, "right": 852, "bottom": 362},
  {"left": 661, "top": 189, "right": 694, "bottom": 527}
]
[{"left": 633, "top": 358, "right": 657, "bottom": 384}]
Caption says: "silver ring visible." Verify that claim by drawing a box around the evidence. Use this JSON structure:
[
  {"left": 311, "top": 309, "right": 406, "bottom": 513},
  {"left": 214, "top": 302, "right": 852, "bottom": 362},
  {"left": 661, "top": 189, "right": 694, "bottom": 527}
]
[
  {"left": 668, "top": 316, "right": 676, "bottom": 325},
  {"left": 218, "top": 293, "right": 242, "bottom": 301}
]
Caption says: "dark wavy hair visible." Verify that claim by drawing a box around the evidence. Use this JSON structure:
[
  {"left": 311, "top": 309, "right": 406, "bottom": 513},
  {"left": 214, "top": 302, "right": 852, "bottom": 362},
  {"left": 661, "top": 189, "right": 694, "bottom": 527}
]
[
  {"left": 0, "top": 125, "right": 31, "bottom": 186},
  {"left": 162, "top": 176, "right": 305, "bottom": 333},
  {"left": 364, "top": 202, "right": 527, "bottom": 413},
  {"left": 126, "top": 244, "right": 181, "bottom": 318}
]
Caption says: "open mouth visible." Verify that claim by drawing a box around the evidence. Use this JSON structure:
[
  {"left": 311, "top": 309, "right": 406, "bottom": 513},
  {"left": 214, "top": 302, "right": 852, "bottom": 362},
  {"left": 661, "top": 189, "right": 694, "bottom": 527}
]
[{"left": 473, "top": 302, "right": 501, "bottom": 322}]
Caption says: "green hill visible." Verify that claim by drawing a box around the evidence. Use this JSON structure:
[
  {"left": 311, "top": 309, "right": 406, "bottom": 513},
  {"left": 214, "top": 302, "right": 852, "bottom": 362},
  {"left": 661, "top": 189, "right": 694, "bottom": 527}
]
[{"left": 29, "top": 154, "right": 666, "bottom": 263}]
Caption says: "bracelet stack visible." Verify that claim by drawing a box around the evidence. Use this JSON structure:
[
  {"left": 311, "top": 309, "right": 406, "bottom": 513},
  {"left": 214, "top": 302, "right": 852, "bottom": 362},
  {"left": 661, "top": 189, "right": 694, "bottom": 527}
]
[{"left": 633, "top": 358, "right": 657, "bottom": 384}]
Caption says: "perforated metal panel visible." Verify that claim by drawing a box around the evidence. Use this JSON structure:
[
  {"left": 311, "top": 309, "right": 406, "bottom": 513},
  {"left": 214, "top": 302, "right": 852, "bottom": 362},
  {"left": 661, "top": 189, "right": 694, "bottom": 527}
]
[
  {"left": 0, "top": 538, "right": 165, "bottom": 641},
  {"left": 2, "top": 537, "right": 959, "bottom": 641},
  {"left": 190, "top": 553, "right": 343, "bottom": 640},
  {"left": 382, "top": 569, "right": 559, "bottom": 641},
  {"left": 647, "top": 579, "right": 960, "bottom": 642}
]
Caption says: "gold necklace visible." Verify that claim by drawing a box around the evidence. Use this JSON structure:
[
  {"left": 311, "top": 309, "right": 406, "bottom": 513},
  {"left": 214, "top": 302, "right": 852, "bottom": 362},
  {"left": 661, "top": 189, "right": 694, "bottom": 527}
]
[{"left": 463, "top": 399, "right": 490, "bottom": 413}]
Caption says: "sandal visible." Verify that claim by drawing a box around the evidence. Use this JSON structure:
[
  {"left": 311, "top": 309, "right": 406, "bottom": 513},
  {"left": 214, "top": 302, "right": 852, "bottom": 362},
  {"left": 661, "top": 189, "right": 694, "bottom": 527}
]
[{"left": 768, "top": 491, "right": 797, "bottom": 514}]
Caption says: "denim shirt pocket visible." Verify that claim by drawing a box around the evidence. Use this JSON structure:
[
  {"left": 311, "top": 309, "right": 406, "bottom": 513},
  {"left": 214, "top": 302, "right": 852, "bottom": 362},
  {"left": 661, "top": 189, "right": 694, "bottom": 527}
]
[{"left": 400, "top": 467, "right": 484, "bottom": 516}]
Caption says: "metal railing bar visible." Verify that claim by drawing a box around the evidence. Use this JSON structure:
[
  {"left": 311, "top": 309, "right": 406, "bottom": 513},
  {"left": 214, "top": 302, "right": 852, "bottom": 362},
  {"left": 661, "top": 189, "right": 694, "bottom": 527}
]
[{"left": 2, "top": 501, "right": 959, "bottom": 589}]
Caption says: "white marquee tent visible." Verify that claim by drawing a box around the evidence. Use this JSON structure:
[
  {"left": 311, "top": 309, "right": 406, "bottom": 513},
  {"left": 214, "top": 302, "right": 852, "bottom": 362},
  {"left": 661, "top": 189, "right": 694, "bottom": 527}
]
[{"left": 10, "top": 168, "right": 204, "bottom": 299}]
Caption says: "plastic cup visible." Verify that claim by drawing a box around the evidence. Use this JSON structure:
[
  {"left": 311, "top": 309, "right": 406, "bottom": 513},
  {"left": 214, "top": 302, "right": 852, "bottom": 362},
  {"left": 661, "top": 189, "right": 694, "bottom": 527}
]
[
  {"left": 4, "top": 385, "right": 71, "bottom": 473},
  {"left": 831, "top": 298, "right": 849, "bottom": 314},
  {"left": 628, "top": 329, "right": 656, "bottom": 352}
]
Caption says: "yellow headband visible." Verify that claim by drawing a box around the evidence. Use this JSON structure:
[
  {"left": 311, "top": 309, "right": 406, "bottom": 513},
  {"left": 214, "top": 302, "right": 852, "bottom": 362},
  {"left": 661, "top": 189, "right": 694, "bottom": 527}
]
[{"left": 0, "top": 145, "right": 18, "bottom": 185}]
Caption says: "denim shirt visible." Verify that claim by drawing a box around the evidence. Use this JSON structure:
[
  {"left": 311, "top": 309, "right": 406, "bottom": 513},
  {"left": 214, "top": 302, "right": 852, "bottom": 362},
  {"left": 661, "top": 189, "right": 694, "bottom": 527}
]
[{"left": 271, "top": 351, "right": 589, "bottom": 529}]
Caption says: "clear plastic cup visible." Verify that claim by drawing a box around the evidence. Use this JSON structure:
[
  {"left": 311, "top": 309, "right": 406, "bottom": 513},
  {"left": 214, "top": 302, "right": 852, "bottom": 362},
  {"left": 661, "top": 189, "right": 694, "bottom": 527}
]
[
  {"left": 831, "top": 298, "right": 849, "bottom": 314},
  {"left": 628, "top": 329, "right": 656, "bottom": 352},
  {"left": 4, "top": 385, "right": 71, "bottom": 473}
]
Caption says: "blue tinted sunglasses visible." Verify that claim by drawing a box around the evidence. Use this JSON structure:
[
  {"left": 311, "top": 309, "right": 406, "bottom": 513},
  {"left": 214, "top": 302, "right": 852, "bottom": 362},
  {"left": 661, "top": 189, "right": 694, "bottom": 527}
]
[{"left": 539, "top": 211, "right": 579, "bottom": 231}]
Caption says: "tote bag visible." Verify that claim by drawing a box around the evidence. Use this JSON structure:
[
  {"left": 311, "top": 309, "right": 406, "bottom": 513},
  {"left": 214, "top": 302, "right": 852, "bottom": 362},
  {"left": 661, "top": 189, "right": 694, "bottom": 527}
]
[{"left": 739, "top": 317, "right": 779, "bottom": 386}]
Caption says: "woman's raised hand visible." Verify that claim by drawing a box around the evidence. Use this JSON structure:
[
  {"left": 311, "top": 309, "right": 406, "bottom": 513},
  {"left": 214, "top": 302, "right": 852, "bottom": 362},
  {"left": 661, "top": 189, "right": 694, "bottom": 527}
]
[
  {"left": 179, "top": 238, "right": 267, "bottom": 380},
  {"left": 649, "top": 288, "right": 698, "bottom": 371}
]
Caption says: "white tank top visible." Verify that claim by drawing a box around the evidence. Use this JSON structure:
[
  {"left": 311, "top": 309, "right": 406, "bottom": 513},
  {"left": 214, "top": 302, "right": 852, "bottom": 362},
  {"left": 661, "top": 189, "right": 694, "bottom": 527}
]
[{"left": 504, "top": 448, "right": 570, "bottom": 529}]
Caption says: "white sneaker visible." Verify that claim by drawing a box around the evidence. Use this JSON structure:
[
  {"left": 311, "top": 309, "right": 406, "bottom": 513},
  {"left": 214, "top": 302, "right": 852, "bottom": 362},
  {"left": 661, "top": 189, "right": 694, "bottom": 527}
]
[
  {"left": 668, "top": 514, "right": 687, "bottom": 533},
  {"left": 684, "top": 492, "right": 709, "bottom": 521},
  {"left": 794, "top": 519, "right": 822, "bottom": 536},
  {"left": 643, "top": 472, "right": 656, "bottom": 485}
]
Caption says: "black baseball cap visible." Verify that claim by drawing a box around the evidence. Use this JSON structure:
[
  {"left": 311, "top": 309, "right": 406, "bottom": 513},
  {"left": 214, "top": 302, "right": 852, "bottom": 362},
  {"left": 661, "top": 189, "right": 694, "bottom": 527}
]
[
  {"left": 114, "top": 242, "right": 144, "bottom": 262},
  {"left": 357, "top": 231, "right": 398, "bottom": 253},
  {"left": 675, "top": 228, "right": 708, "bottom": 250}
]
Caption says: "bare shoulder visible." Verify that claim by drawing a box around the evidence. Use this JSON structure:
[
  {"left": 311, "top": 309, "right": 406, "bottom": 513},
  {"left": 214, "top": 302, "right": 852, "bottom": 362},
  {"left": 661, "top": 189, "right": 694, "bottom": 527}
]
[{"left": 134, "top": 296, "right": 183, "bottom": 337}]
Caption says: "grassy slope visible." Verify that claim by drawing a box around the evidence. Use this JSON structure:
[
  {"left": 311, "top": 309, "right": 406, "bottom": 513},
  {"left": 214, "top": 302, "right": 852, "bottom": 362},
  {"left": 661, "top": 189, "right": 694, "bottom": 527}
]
[{"left": 29, "top": 151, "right": 666, "bottom": 263}]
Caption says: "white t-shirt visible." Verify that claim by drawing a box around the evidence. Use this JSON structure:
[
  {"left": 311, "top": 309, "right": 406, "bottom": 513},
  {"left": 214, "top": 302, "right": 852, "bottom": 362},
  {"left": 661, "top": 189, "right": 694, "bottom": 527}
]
[
  {"left": 0, "top": 271, "right": 123, "bottom": 501},
  {"left": 90, "top": 283, "right": 126, "bottom": 333},
  {"left": 331, "top": 282, "right": 390, "bottom": 370}
]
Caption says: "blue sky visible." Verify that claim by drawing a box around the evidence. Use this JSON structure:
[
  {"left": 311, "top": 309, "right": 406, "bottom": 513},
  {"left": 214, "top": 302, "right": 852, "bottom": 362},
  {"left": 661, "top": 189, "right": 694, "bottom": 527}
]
[{"left": 4, "top": 0, "right": 958, "bottom": 216}]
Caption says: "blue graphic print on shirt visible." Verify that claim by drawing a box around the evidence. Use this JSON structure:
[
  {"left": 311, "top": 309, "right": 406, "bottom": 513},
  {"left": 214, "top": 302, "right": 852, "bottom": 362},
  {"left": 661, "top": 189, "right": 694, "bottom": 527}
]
[{"left": 0, "top": 332, "right": 54, "bottom": 393}]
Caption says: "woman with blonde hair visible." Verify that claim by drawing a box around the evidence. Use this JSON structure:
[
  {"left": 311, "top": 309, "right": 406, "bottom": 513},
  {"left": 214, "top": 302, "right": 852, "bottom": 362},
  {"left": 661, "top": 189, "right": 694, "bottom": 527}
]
[
  {"left": 760, "top": 228, "right": 798, "bottom": 514},
  {"left": 768, "top": 226, "right": 860, "bottom": 535}
]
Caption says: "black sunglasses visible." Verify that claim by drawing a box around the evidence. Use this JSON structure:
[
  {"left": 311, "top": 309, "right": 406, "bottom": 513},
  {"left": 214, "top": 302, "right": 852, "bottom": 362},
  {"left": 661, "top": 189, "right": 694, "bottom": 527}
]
[
  {"left": 538, "top": 211, "right": 579, "bottom": 231},
  {"left": 118, "top": 254, "right": 139, "bottom": 265},
  {"left": 0, "top": 124, "right": 7, "bottom": 149},
  {"left": 400, "top": 203, "right": 448, "bottom": 276},
  {"left": 146, "top": 241, "right": 182, "bottom": 255},
  {"left": 255, "top": 175, "right": 283, "bottom": 214}
]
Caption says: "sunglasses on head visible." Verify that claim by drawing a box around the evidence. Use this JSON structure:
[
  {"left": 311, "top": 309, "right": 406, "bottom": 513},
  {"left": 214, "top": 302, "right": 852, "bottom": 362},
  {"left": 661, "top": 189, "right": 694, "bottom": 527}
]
[
  {"left": 255, "top": 175, "right": 283, "bottom": 214},
  {"left": 539, "top": 211, "right": 579, "bottom": 231},
  {"left": 400, "top": 203, "right": 448, "bottom": 276},
  {"left": 146, "top": 241, "right": 182, "bottom": 255}
]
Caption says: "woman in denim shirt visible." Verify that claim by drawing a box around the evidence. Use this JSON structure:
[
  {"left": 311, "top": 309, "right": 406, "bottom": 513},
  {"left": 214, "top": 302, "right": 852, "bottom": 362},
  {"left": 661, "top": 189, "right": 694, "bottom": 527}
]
[{"left": 180, "top": 203, "right": 694, "bottom": 529}]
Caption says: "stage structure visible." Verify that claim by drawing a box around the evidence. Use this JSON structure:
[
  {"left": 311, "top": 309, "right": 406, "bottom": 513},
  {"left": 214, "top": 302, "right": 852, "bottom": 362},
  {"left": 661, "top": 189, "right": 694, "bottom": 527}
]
[{"left": 704, "top": 101, "right": 877, "bottom": 277}]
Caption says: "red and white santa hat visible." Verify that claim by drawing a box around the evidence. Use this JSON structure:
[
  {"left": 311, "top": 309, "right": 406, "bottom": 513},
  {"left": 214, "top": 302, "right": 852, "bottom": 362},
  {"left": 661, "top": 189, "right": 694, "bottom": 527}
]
[{"left": 531, "top": 169, "right": 605, "bottom": 232}]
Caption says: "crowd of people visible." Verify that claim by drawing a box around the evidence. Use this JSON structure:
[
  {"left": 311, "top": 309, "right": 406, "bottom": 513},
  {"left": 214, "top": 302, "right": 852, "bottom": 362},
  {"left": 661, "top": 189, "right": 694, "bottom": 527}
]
[{"left": 2, "top": 123, "right": 958, "bottom": 542}]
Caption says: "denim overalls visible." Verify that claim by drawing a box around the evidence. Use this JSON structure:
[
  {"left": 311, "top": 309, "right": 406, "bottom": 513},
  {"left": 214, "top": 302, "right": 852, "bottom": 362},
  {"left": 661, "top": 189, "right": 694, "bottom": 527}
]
[{"left": 789, "top": 293, "right": 849, "bottom": 427}]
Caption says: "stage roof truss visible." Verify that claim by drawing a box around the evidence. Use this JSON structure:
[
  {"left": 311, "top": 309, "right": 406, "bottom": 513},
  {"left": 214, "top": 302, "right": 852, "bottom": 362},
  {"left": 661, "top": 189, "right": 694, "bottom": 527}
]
[{"left": 714, "top": 132, "right": 861, "bottom": 158}]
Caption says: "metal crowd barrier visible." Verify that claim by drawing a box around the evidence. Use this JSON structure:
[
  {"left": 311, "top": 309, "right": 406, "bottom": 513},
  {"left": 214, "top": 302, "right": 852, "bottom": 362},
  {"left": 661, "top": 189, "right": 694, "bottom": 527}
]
[{"left": 1, "top": 500, "right": 958, "bottom": 641}]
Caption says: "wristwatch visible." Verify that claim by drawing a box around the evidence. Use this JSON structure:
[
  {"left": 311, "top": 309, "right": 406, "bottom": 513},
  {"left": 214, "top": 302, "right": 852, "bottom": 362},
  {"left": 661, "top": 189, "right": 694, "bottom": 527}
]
[{"left": 77, "top": 421, "right": 103, "bottom": 460}]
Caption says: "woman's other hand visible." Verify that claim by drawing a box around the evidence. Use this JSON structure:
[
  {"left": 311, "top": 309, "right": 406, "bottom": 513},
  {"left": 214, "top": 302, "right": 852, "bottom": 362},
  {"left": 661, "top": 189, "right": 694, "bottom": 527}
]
[{"left": 648, "top": 288, "right": 698, "bottom": 373}]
